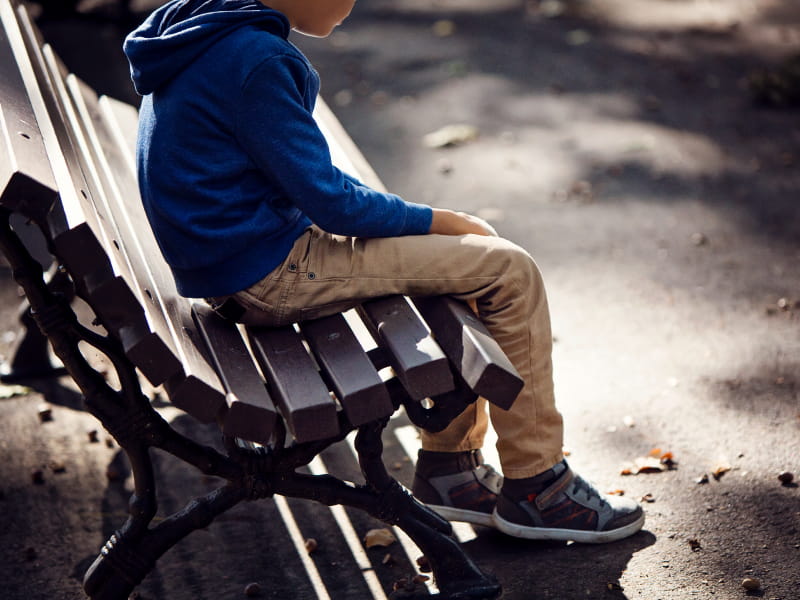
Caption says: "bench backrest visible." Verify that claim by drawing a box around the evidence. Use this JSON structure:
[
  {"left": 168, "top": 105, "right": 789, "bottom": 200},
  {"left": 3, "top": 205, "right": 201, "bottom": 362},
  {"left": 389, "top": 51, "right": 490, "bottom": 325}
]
[{"left": 0, "top": 0, "right": 523, "bottom": 446}]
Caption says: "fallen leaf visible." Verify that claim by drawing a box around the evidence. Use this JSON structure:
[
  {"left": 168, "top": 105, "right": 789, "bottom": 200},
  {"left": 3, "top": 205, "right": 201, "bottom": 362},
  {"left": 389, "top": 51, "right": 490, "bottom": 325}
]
[
  {"left": 622, "top": 450, "right": 677, "bottom": 475},
  {"left": 635, "top": 456, "right": 665, "bottom": 473},
  {"left": 0, "top": 384, "right": 32, "bottom": 399},
  {"left": 640, "top": 493, "right": 656, "bottom": 503},
  {"left": 422, "top": 124, "right": 479, "bottom": 149},
  {"left": 711, "top": 464, "right": 731, "bottom": 481},
  {"left": 741, "top": 577, "right": 761, "bottom": 591},
  {"left": 660, "top": 452, "right": 677, "bottom": 469},
  {"left": 416, "top": 555, "right": 432, "bottom": 573},
  {"left": 608, "top": 489, "right": 625, "bottom": 496},
  {"left": 688, "top": 538, "right": 702, "bottom": 551},
  {"left": 432, "top": 20, "right": 456, "bottom": 37},
  {"left": 696, "top": 474, "right": 710, "bottom": 484},
  {"left": 364, "top": 528, "right": 396, "bottom": 548},
  {"left": 620, "top": 458, "right": 661, "bottom": 475}
]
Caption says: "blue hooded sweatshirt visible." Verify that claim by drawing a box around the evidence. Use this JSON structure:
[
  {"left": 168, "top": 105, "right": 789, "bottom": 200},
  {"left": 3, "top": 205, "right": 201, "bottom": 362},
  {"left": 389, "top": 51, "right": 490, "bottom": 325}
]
[{"left": 123, "top": 0, "right": 433, "bottom": 298}]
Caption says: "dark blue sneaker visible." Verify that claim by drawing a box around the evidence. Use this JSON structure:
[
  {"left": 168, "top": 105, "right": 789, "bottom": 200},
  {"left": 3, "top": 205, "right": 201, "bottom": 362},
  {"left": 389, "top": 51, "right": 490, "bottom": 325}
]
[
  {"left": 493, "top": 462, "right": 645, "bottom": 543},
  {"left": 412, "top": 449, "right": 502, "bottom": 527}
]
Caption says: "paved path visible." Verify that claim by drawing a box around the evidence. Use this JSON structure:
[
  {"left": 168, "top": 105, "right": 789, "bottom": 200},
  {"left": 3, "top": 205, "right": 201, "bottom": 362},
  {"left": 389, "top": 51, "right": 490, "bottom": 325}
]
[{"left": 1, "top": 1, "right": 797, "bottom": 599}]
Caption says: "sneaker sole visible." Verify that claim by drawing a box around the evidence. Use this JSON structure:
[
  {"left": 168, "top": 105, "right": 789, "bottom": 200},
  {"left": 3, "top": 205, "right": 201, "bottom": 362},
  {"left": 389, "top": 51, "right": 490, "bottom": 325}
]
[
  {"left": 492, "top": 510, "right": 645, "bottom": 544},
  {"left": 425, "top": 504, "right": 495, "bottom": 527}
]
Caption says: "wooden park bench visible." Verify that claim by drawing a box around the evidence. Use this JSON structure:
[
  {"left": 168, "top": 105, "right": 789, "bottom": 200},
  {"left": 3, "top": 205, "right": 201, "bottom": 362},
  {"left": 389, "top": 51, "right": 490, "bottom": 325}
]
[{"left": 0, "top": 0, "right": 523, "bottom": 597}]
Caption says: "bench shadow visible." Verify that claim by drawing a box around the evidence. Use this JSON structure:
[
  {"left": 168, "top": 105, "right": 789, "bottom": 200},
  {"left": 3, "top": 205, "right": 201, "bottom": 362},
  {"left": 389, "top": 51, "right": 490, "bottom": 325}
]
[{"left": 72, "top": 412, "right": 416, "bottom": 600}]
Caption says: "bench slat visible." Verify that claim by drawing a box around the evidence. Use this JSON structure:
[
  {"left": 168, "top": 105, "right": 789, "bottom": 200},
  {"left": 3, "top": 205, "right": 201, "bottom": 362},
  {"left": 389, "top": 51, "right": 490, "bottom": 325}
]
[
  {"left": 3, "top": 11, "right": 159, "bottom": 380},
  {"left": 299, "top": 313, "right": 394, "bottom": 427},
  {"left": 99, "top": 96, "right": 137, "bottom": 164},
  {"left": 412, "top": 296, "right": 523, "bottom": 410},
  {"left": 58, "top": 69, "right": 188, "bottom": 380},
  {"left": 10, "top": 6, "right": 224, "bottom": 422},
  {"left": 65, "top": 66, "right": 226, "bottom": 423},
  {"left": 358, "top": 296, "right": 454, "bottom": 401},
  {"left": 192, "top": 303, "right": 280, "bottom": 446},
  {"left": 4, "top": 3, "right": 144, "bottom": 342},
  {"left": 9, "top": 3, "right": 97, "bottom": 241},
  {"left": 31, "top": 48, "right": 192, "bottom": 394},
  {"left": 0, "top": 3, "right": 58, "bottom": 217},
  {"left": 247, "top": 325, "right": 339, "bottom": 443}
]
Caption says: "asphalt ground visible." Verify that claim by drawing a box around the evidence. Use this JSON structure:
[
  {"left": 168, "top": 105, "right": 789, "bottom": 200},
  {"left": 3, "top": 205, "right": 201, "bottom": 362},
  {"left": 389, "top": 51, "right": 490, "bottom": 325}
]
[{"left": 0, "top": 1, "right": 798, "bottom": 599}]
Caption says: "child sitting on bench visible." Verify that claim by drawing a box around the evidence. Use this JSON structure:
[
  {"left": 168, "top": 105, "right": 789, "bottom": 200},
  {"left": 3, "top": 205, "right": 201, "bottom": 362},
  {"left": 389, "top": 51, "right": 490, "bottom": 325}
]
[{"left": 123, "top": 0, "right": 644, "bottom": 543}]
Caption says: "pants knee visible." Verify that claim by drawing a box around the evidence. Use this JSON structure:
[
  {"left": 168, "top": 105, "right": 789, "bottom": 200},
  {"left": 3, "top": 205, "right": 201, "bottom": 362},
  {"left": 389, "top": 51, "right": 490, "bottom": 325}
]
[{"left": 492, "top": 239, "right": 544, "bottom": 291}]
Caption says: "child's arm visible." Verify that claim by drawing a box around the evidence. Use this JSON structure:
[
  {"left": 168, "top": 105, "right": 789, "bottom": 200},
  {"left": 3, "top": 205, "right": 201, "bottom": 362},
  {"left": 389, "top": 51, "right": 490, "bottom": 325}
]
[
  {"left": 237, "top": 55, "right": 432, "bottom": 239},
  {"left": 340, "top": 174, "right": 497, "bottom": 238}
]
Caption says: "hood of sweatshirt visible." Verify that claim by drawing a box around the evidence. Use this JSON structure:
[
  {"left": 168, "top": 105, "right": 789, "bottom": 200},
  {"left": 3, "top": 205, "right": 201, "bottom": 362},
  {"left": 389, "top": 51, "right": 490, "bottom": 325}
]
[{"left": 124, "top": 0, "right": 290, "bottom": 95}]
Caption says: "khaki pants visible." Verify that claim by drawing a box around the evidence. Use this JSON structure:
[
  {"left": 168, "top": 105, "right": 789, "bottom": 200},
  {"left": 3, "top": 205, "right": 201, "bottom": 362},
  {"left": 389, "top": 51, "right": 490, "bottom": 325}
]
[{"left": 226, "top": 226, "right": 564, "bottom": 478}]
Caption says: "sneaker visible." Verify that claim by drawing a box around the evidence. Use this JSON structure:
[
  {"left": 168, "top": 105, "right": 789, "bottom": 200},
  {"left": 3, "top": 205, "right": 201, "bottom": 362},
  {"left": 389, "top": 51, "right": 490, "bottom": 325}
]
[
  {"left": 493, "top": 461, "right": 645, "bottom": 543},
  {"left": 412, "top": 449, "right": 502, "bottom": 527}
]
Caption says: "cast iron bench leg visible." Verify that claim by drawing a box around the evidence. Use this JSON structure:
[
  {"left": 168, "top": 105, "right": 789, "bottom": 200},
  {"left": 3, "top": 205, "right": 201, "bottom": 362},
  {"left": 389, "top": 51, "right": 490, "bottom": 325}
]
[{"left": 0, "top": 212, "right": 248, "bottom": 598}]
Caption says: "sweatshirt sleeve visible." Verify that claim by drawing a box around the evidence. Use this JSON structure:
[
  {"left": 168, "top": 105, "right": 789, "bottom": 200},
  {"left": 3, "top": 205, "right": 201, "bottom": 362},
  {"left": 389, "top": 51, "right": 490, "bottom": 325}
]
[{"left": 236, "top": 54, "right": 432, "bottom": 237}]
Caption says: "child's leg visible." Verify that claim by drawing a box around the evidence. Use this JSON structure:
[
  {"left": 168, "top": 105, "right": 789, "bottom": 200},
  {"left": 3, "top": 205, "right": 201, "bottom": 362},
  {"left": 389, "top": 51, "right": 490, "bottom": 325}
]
[{"left": 230, "top": 226, "right": 563, "bottom": 473}]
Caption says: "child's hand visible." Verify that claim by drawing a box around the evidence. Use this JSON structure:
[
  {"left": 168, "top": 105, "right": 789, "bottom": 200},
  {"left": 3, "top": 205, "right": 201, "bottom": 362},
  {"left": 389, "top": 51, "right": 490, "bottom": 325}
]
[{"left": 429, "top": 209, "right": 498, "bottom": 237}]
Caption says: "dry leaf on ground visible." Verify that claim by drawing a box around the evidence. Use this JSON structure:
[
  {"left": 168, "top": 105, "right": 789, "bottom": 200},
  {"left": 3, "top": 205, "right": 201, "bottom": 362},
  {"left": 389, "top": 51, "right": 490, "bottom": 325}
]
[
  {"left": 621, "top": 450, "right": 677, "bottom": 475},
  {"left": 0, "top": 384, "right": 31, "bottom": 399},
  {"left": 422, "top": 124, "right": 479, "bottom": 148},
  {"left": 711, "top": 463, "right": 731, "bottom": 480},
  {"left": 364, "top": 528, "right": 396, "bottom": 548}
]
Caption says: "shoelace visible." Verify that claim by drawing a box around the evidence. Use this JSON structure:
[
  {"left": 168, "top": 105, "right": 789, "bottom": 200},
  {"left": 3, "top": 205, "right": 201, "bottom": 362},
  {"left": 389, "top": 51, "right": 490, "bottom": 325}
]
[{"left": 570, "top": 474, "right": 609, "bottom": 509}]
